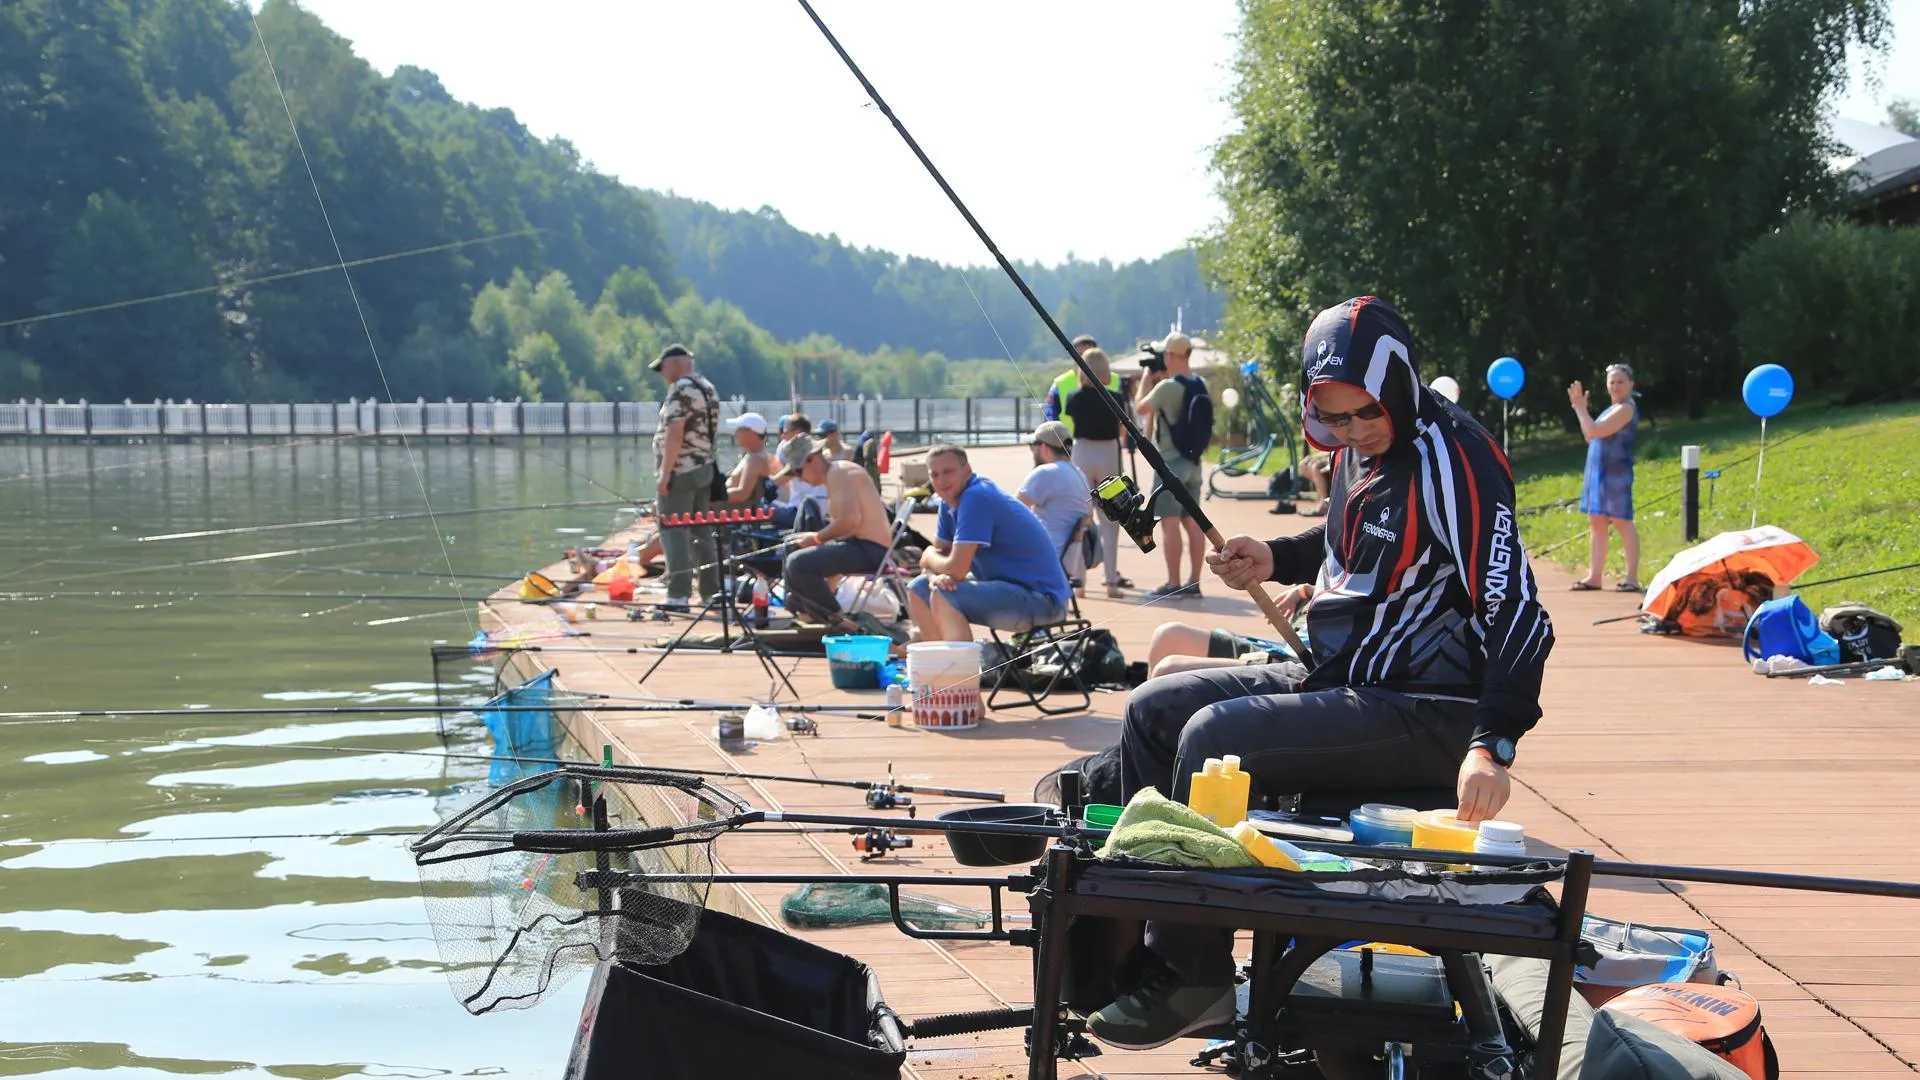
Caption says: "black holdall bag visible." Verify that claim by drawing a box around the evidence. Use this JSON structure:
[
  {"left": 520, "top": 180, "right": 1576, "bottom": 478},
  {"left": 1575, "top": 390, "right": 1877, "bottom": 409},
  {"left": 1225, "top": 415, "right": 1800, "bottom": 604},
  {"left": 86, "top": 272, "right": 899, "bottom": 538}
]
[
  {"left": 565, "top": 904, "right": 907, "bottom": 1080},
  {"left": 1819, "top": 603, "right": 1904, "bottom": 663}
]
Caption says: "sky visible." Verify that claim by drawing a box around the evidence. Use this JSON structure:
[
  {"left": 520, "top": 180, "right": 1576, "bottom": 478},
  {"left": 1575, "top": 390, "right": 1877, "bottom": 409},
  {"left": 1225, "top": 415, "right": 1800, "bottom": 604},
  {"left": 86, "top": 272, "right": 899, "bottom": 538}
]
[{"left": 279, "top": 0, "right": 1920, "bottom": 269}]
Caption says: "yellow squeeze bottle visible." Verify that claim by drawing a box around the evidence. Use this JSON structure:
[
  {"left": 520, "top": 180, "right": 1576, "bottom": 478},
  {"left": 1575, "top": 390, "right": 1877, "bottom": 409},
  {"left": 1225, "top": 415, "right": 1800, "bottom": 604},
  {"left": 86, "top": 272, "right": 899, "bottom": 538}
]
[
  {"left": 1230, "top": 821, "right": 1304, "bottom": 869},
  {"left": 1187, "top": 758, "right": 1225, "bottom": 824},
  {"left": 1216, "top": 755, "right": 1252, "bottom": 826}
]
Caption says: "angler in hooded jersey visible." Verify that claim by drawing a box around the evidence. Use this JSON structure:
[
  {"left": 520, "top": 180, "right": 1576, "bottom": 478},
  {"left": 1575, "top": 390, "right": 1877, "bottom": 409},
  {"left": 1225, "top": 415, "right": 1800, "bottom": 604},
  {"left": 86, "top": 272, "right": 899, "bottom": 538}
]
[{"left": 1089, "top": 296, "right": 1556, "bottom": 1052}]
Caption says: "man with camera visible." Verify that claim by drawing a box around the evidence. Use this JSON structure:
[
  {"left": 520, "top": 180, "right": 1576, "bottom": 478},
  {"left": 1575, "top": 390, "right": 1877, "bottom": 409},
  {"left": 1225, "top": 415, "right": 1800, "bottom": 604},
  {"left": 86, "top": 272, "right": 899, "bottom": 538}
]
[
  {"left": 1087, "top": 297, "right": 1555, "bottom": 1051},
  {"left": 1133, "top": 331, "right": 1212, "bottom": 600}
]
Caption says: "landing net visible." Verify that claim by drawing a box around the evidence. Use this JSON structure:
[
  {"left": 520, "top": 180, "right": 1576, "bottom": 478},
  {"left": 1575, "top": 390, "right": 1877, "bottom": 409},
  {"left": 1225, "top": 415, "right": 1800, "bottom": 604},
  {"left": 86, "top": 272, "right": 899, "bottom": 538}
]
[{"left": 410, "top": 762, "right": 751, "bottom": 1014}]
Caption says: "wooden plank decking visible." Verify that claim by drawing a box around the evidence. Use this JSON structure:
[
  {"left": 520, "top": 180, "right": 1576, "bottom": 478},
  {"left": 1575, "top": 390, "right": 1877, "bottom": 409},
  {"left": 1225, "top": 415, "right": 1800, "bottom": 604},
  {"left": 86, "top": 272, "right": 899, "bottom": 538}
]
[{"left": 481, "top": 445, "right": 1919, "bottom": 1079}]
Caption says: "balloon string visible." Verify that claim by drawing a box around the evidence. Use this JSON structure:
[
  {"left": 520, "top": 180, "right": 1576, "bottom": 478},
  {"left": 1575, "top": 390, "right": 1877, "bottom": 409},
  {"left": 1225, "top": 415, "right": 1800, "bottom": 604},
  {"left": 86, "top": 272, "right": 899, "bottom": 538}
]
[{"left": 1751, "top": 416, "right": 1767, "bottom": 530}]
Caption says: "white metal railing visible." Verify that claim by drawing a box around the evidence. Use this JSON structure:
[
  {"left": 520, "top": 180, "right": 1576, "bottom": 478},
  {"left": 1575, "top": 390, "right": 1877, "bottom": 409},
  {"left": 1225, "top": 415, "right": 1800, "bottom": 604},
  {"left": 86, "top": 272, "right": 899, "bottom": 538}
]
[{"left": 0, "top": 397, "right": 1046, "bottom": 441}]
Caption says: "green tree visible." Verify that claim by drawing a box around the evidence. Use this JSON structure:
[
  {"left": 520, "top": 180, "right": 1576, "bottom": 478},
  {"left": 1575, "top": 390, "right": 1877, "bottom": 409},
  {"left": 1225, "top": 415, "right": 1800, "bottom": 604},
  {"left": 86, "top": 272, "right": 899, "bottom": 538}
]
[
  {"left": 1891, "top": 98, "right": 1920, "bottom": 139},
  {"left": 1209, "top": 0, "right": 1889, "bottom": 419}
]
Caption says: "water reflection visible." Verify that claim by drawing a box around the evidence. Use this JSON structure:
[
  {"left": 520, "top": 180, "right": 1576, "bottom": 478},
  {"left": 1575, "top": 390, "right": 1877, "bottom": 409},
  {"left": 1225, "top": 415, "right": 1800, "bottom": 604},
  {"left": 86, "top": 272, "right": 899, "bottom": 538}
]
[{"left": 0, "top": 442, "right": 651, "bottom": 1077}]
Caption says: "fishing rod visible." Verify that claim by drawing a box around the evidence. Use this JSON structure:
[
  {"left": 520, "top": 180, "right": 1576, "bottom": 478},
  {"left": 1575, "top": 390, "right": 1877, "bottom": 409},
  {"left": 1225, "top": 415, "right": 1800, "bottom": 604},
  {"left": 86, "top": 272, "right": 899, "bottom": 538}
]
[
  {"left": 100, "top": 737, "right": 1006, "bottom": 803},
  {"left": 796, "top": 0, "right": 1307, "bottom": 661},
  {"left": 133, "top": 499, "right": 645, "bottom": 543}
]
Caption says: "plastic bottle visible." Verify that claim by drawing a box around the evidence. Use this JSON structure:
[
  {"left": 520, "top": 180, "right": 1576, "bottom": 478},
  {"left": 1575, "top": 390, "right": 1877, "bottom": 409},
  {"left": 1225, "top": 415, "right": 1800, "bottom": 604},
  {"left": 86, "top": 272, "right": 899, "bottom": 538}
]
[
  {"left": 1215, "top": 755, "right": 1251, "bottom": 827},
  {"left": 1230, "top": 823, "right": 1352, "bottom": 872},
  {"left": 751, "top": 579, "right": 770, "bottom": 629},
  {"left": 1187, "top": 758, "right": 1225, "bottom": 824},
  {"left": 1473, "top": 820, "right": 1528, "bottom": 859}
]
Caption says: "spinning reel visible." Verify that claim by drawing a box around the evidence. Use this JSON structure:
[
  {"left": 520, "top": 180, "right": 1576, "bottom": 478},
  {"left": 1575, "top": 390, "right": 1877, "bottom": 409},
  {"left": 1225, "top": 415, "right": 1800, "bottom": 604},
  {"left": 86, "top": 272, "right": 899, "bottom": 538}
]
[{"left": 1092, "top": 474, "right": 1159, "bottom": 554}]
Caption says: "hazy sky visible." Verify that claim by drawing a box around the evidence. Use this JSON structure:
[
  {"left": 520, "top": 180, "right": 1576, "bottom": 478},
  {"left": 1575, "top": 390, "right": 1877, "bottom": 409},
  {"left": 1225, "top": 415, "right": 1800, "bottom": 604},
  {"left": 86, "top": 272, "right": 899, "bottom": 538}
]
[{"left": 276, "top": 0, "right": 1920, "bottom": 268}]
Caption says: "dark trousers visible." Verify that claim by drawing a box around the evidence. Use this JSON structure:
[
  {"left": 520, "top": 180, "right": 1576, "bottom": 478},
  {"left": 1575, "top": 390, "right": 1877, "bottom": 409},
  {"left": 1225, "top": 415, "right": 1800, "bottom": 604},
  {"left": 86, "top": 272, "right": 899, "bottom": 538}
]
[
  {"left": 782, "top": 538, "right": 889, "bottom": 621},
  {"left": 1119, "top": 662, "right": 1477, "bottom": 983}
]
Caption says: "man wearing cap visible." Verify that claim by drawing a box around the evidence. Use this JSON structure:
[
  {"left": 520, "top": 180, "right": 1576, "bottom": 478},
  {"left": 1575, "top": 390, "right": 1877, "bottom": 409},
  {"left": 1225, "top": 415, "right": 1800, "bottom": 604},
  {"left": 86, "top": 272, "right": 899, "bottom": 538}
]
[
  {"left": 816, "top": 419, "right": 854, "bottom": 462},
  {"left": 1086, "top": 297, "right": 1554, "bottom": 1051},
  {"left": 650, "top": 343, "right": 721, "bottom": 609},
  {"left": 778, "top": 433, "right": 896, "bottom": 629},
  {"left": 769, "top": 413, "right": 827, "bottom": 531},
  {"left": 1059, "top": 347, "right": 1131, "bottom": 597},
  {"left": 1017, "top": 421, "right": 1093, "bottom": 596},
  {"left": 1133, "top": 331, "right": 1210, "bottom": 599},
  {"left": 909, "top": 444, "right": 1071, "bottom": 643},
  {"left": 720, "top": 412, "right": 776, "bottom": 507}
]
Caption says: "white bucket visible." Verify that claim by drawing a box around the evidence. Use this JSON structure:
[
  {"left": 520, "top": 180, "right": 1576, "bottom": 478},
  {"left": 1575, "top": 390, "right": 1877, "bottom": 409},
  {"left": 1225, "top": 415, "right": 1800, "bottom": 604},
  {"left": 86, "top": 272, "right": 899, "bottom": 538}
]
[{"left": 905, "top": 641, "right": 984, "bottom": 731}]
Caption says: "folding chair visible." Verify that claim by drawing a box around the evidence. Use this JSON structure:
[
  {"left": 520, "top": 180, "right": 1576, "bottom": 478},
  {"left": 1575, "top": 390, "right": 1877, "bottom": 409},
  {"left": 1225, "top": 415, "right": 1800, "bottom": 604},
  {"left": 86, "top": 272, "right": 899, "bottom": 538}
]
[{"left": 985, "top": 516, "right": 1095, "bottom": 716}]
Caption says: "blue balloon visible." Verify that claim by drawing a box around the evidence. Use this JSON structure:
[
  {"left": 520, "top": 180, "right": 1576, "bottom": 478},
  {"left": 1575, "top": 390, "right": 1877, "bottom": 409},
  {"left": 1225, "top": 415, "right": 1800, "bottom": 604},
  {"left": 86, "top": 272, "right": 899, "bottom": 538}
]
[
  {"left": 1487, "top": 356, "right": 1526, "bottom": 400},
  {"left": 1742, "top": 364, "right": 1794, "bottom": 418}
]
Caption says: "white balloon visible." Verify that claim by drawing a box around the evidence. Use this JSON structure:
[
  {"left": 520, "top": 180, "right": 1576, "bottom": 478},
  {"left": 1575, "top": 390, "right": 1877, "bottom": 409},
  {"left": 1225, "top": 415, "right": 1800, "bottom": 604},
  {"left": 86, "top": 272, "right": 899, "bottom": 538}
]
[
  {"left": 1222, "top": 387, "right": 1242, "bottom": 409},
  {"left": 1430, "top": 375, "right": 1461, "bottom": 403}
]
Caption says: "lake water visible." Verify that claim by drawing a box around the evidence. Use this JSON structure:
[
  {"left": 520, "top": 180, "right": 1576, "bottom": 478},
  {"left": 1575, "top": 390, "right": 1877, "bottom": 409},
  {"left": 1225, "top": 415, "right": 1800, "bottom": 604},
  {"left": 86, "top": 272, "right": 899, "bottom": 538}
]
[{"left": 0, "top": 440, "right": 657, "bottom": 1078}]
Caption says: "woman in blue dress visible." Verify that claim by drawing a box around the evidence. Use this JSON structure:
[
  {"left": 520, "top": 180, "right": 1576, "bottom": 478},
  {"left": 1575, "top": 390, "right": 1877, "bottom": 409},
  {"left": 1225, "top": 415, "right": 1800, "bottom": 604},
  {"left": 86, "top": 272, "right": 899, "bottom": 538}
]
[{"left": 1569, "top": 363, "right": 1641, "bottom": 592}]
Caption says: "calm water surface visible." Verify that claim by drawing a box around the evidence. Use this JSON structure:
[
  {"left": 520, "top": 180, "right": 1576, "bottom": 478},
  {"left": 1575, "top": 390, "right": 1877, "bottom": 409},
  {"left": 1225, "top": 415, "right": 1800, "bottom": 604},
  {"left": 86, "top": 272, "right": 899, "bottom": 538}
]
[{"left": 0, "top": 440, "right": 657, "bottom": 1078}]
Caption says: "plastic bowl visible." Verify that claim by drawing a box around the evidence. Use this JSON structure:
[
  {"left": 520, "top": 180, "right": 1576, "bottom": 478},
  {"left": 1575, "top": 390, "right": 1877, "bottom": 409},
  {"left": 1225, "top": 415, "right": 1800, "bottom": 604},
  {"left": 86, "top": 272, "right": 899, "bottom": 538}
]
[
  {"left": 1082, "top": 803, "right": 1123, "bottom": 830},
  {"left": 935, "top": 803, "right": 1057, "bottom": 866}
]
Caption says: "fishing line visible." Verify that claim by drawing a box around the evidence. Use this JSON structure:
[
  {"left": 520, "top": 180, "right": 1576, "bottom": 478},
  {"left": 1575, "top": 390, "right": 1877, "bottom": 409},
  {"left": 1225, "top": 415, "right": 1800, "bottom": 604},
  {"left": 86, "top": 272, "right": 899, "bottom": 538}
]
[
  {"left": 0, "top": 230, "right": 541, "bottom": 332},
  {"left": 133, "top": 499, "right": 635, "bottom": 543},
  {"left": 249, "top": 10, "right": 474, "bottom": 639},
  {"left": 797, "top": 0, "right": 1306, "bottom": 657}
]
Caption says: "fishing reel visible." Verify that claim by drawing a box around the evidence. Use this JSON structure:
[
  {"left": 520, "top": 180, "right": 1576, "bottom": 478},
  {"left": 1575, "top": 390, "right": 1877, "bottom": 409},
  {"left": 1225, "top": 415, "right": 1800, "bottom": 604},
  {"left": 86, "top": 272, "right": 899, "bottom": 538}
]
[
  {"left": 785, "top": 713, "right": 819, "bottom": 737},
  {"left": 1092, "top": 474, "right": 1158, "bottom": 554},
  {"left": 851, "top": 828, "right": 912, "bottom": 861},
  {"left": 865, "top": 785, "right": 913, "bottom": 811}
]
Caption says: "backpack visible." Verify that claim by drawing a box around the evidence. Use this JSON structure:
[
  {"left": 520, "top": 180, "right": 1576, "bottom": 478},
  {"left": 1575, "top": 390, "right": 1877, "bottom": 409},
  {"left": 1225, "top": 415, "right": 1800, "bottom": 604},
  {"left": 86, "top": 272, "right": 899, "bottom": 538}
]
[
  {"left": 1165, "top": 374, "right": 1214, "bottom": 463},
  {"left": 1742, "top": 595, "right": 1840, "bottom": 666},
  {"left": 1820, "top": 603, "right": 1904, "bottom": 664}
]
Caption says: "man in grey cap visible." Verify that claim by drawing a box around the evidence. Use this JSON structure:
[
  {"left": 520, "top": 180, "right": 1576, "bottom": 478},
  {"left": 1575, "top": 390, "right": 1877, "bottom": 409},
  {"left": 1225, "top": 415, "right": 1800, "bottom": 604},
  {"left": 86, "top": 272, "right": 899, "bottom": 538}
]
[
  {"left": 1018, "top": 420, "right": 1093, "bottom": 596},
  {"left": 777, "top": 433, "right": 895, "bottom": 630},
  {"left": 651, "top": 343, "right": 721, "bottom": 609}
]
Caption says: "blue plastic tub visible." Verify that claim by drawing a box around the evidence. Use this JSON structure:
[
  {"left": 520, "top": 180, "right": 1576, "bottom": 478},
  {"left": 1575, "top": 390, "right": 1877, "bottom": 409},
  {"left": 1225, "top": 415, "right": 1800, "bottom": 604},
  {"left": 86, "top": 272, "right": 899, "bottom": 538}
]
[{"left": 824, "top": 635, "right": 892, "bottom": 691}]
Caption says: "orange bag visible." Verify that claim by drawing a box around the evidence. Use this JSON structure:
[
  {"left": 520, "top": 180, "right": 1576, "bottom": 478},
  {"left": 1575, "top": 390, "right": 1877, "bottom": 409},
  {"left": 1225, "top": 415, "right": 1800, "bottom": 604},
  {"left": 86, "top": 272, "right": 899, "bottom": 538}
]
[{"left": 1599, "top": 982, "right": 1779, "bottom": 1080}]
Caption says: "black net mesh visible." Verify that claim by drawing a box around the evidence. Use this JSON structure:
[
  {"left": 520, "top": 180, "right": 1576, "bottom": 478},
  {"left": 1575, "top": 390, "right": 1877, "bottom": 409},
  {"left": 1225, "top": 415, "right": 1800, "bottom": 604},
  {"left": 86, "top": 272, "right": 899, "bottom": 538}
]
[{"left": 410, "top": 764, "right": 751, "bottom": 1015}]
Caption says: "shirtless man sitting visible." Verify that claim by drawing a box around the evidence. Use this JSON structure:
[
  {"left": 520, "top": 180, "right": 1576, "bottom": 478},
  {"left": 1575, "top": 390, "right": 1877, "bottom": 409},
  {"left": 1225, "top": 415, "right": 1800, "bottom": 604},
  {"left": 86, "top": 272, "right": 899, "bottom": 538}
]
[
  {"left": 778, "top": 433, "right": 896, "bottom": 630},
  {"left": 721, "top": 412, "right": 776, "bottom": 506}
]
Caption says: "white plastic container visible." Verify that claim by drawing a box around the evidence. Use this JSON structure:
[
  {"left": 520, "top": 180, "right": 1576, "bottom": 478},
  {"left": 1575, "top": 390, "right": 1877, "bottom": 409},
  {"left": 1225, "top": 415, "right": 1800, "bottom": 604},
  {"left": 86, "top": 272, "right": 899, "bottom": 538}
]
[
  {"left": 1473, "top": 820, "right": 1528, "bottom": 858},
  {"left": 906, "top": 641, "right": 983, "bottom": 731}
]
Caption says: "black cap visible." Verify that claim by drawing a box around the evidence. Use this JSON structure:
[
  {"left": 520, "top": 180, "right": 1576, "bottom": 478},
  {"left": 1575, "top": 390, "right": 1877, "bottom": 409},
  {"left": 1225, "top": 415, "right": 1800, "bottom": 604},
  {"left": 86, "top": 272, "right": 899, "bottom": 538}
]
[{"left": 650, "top": 343, "right": 692, "bottom": 372}]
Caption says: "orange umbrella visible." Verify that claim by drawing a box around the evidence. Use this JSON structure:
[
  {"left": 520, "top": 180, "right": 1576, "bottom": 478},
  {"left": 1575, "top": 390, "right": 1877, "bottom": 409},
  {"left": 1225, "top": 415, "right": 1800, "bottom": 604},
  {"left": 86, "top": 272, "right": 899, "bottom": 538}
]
[{"left": 1642, "top": 526, "right": 1819, "bottom": 633}]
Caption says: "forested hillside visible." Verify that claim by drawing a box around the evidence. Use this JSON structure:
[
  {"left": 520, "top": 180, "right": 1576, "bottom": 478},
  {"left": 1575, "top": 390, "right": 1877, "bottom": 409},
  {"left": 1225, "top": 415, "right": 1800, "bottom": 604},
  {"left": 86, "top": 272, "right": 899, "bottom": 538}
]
[
  {"left": 652, "top": 195, "right": 1224, "bottom": 361},
  {"left": 0, "top": 0, "right": 1220, "bottom": 404}
]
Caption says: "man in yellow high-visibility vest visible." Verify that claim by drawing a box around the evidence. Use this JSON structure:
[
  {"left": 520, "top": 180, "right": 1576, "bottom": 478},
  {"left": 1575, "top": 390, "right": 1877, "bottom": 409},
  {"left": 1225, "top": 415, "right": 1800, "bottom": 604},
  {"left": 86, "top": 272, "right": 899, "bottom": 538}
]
[{"left": 1042, "top": 334, "right": 1123, "bottom": 434}]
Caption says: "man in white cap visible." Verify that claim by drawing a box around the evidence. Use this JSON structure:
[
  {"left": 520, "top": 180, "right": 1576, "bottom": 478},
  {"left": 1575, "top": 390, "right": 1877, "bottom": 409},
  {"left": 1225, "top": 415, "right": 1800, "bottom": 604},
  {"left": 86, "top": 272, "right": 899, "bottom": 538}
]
[
  {"left": 1018, "top": 420, "right": 1093, "bottom": 597},
  {"left": 1133, "top": 331, "right": 1212, "bottom": 600},
  {"left": 720, "top": 411, "right": 776, "bottom": 507}
]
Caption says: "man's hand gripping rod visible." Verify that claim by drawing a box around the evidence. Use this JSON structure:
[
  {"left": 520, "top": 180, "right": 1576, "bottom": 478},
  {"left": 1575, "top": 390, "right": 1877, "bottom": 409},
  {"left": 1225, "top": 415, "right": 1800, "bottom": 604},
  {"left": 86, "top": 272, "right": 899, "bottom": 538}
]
[{"left": 796, "top": 0, "right": 1310, "bottom": 664}]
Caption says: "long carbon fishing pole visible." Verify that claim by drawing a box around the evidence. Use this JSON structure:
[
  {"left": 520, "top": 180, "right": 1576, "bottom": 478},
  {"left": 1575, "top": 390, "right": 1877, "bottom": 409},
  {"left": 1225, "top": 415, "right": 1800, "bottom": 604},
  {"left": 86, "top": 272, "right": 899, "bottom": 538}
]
[
  {"left": 100, "top": 737, "right": 1006, "bottom": 802},
  {"left": 0, "top": 700, "right": 887, "bottom": 723},
  {"left": 795, "top": 0, "right": 1306, "bottom": 660},
  {"left": 134, "top": 499, "right": 645, "bottom": 543}
]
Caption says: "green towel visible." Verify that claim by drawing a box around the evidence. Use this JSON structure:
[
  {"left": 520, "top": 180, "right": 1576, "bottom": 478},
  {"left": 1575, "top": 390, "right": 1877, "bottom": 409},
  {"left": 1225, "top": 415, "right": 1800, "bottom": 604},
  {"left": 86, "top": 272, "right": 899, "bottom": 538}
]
[{"left": 1097, "top": 786, "right": 1258, "bottom": 869}]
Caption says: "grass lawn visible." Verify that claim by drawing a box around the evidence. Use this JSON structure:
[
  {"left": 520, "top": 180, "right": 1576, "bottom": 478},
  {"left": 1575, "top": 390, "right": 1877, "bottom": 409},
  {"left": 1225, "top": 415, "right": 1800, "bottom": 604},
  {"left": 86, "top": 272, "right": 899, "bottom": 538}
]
[{"left": 1507, "top": 399, "right": 1920, "bottom": 623}]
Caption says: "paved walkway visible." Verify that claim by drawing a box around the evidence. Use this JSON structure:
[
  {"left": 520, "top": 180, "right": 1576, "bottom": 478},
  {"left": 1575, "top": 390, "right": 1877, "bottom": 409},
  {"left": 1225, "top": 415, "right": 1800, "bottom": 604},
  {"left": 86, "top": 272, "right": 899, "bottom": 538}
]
[{"left": 481, "top": 445, "right": 1918, "bottom": 1078}]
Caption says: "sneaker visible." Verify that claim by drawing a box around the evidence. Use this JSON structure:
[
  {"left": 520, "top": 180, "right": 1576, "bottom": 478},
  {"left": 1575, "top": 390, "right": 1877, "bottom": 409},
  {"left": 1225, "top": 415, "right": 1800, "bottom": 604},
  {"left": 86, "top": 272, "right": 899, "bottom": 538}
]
[
  {"left": 1087, "top": 960, "right": 1237, "bottom": 1050},
  {"left": 1144, "top": 583, "right": 1184, "bottom": 600}
]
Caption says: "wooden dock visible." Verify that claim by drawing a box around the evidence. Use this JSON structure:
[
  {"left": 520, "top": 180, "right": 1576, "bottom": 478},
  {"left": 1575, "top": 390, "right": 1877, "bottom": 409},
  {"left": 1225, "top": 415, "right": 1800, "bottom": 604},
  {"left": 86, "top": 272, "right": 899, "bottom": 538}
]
[{"left": 479, "top": 445, "right": 1919, "bottom": 1079}]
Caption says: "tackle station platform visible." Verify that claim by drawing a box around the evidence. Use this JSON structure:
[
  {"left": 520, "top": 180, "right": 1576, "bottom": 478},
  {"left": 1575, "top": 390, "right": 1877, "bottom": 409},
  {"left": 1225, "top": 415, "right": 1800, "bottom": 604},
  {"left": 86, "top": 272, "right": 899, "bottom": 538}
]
[{"left": 475, "top": 444, "right": 1919, "bottom": 1079}]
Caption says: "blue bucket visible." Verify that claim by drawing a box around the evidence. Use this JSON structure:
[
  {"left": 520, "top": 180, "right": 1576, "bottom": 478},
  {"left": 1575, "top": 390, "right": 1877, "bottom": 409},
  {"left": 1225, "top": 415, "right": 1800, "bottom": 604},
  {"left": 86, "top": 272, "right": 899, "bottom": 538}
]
[{"left": 824, "top": 635, "right": 892, "bottom": 690}]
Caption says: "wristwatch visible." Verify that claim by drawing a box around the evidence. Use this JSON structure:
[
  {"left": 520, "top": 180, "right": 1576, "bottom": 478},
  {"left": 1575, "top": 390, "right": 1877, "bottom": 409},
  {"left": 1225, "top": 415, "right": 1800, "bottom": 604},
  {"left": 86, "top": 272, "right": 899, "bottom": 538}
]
[{"left": 1469, "top": 736, "right": 1516, "bottom": 768}]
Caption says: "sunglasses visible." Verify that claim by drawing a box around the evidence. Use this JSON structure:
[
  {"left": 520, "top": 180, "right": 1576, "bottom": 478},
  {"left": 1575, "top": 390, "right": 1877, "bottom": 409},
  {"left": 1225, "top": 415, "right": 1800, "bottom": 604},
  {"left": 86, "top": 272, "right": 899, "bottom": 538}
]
[{"left": 1309, "top": 401, "right": 1387, "bottom": 428}]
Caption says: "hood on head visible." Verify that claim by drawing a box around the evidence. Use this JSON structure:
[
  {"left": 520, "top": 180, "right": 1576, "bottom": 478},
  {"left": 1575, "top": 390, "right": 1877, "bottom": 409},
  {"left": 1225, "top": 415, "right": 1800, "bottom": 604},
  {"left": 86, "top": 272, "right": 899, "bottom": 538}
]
[{"left": 1299, "top": 296, "right": 1424, "bottom": 453}]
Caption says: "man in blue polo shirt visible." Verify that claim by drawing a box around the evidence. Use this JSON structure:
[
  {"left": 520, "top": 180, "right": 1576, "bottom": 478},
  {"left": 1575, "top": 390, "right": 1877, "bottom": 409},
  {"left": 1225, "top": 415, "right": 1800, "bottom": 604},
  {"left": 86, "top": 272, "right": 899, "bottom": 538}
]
[{"left": 907, "top": 444, "right": 1072, "bottom": 642}]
